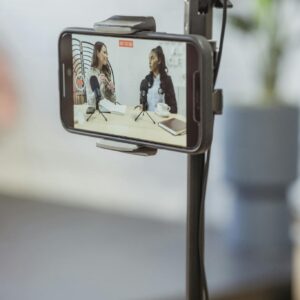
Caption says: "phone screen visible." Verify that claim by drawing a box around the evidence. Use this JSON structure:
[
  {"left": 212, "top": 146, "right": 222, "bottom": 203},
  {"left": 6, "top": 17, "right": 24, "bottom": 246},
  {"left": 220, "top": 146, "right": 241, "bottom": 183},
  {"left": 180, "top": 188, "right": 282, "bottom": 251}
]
[{"left": 60, "top": 32, "right": 200, "bottom": 150}]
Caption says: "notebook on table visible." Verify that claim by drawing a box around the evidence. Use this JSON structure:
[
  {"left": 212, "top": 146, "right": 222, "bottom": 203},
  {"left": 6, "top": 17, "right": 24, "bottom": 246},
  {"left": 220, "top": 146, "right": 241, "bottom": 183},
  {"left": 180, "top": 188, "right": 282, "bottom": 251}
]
[{"left": 158, "top": 118, "right": 186, "bottom": 136}]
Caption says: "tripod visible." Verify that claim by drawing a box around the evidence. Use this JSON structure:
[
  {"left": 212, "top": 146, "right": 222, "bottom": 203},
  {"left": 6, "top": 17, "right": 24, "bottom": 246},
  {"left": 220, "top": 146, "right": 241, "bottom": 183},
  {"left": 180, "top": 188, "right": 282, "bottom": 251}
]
[
  {"left": 134, "top": 104, "right": 156, "bottom": 124},
  {"left": 86, "top": 98, "right": 108, "bottom": 122}
]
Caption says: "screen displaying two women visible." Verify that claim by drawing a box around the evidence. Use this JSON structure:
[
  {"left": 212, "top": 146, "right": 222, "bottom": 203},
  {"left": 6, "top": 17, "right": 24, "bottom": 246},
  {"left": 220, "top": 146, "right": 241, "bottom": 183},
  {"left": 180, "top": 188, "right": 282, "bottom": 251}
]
[{"left": 85, "top": 42, "right": 178, "bottom": 114}]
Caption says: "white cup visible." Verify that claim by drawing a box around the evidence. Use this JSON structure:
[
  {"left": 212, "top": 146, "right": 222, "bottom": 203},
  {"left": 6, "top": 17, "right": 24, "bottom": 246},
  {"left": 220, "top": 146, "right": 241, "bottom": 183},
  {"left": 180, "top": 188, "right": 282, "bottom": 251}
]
[{"left": 156, "top": 102, "right": 170, "bottom": 116}]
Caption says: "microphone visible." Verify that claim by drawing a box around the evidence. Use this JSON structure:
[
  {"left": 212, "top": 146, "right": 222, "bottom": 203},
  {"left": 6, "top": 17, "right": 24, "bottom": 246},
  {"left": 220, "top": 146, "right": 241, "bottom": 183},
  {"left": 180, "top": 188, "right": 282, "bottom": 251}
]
[
  {"left": 87, "top": 75, "right": 107, "bottom": 122},
  {"left": 90, "top": 75, "right": 102, "bottom": 102},
  {"left": 134, "top": 78, "right": 155, "bottom": 124},
  {"left": 140, "top": 79, "right": 149, "bottom": 111}
]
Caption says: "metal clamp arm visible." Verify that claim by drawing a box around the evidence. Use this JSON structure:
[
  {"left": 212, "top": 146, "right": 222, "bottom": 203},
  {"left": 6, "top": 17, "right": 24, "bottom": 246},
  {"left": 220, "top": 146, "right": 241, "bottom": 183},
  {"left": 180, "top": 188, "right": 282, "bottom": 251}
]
[{"left": 198, "top": 0, "right": 233, "bottom": 13}]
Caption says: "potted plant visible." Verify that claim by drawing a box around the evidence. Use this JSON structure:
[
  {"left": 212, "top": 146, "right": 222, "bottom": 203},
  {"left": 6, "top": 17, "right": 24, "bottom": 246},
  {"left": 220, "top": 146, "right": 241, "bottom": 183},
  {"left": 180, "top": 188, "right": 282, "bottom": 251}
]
[{"left": 224, "top": 0, "right": 299, "bottom": 256}]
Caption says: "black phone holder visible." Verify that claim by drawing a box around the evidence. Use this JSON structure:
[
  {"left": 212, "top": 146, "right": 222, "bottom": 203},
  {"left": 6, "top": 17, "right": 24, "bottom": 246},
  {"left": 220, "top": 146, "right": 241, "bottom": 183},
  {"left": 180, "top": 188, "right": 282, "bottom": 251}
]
[
  {"left": 94, "top": 16, "right": 159, "bottom": 156},
  {"left": 90, "top": 2, "right": 231, "bottom": 299},
  {"left": 94, "top": 14, "right": 223, "bottom": 156},
  {"left": 94, "top": 15, "right": 156, "bottom": 34}
]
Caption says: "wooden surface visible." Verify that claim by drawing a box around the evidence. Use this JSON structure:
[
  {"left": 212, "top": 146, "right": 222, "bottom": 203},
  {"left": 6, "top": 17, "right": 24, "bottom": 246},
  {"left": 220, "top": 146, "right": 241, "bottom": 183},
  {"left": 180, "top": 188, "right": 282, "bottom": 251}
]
[{"left": 74, "top": 104, "right": 186, "bottom": 147}]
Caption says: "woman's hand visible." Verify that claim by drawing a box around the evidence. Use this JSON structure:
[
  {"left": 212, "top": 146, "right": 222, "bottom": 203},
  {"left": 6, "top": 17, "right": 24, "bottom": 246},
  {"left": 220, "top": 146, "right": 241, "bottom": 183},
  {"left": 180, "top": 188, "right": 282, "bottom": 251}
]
[
  {"left": 99, "top": 74, "right": 115, "bottom": 93},
  {"left": 107, "top": 81, "right": 115, "bottom": 92},
  {"left": 99, "top": 73, "right": 108, "bottom": 84}
]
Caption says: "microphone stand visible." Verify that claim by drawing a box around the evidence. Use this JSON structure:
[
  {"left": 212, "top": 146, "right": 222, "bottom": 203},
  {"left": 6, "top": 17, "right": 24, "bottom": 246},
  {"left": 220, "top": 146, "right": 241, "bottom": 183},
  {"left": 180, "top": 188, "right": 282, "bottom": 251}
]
[
  {"left": 134, "top": 104, "right": 156, "bottom": 124},
  {"left": 87, "top": 97, "right": 108, "bottom": 122}
]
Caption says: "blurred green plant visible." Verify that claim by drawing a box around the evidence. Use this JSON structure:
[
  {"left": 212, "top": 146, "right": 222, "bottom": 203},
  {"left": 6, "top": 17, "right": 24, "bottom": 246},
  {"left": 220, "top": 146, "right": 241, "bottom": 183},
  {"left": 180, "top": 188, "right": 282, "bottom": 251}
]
[{"left": 230, "top": 0, "right": 289, "bottom": 105}]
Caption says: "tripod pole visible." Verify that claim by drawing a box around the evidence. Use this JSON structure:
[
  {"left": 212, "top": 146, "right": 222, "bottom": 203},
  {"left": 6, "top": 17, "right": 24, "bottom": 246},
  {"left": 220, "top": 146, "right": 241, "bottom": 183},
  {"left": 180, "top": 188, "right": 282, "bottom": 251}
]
[
  {"left": 86, "top": 107, "right": 108, "bottom": 122},
  {"left": 185, "top": 1, "right": 213, "bottom": 300},
  {"left": 187, "top": 154, "right": 205, "bottom": 300},
  {"left": 134, "top": 110, "right": 144, "bottom": 122},
  {"left": 134, "top": 107, "right": 156, "bottom": 124},
  {"left": 145, "top": 111, "right": 156, "bottom": 124},
  {"left": 98, "top": 108, "right": 108, "bottom": 122},
  {"left": 87, "top": 112, "right": 93, "bottom": 122}
]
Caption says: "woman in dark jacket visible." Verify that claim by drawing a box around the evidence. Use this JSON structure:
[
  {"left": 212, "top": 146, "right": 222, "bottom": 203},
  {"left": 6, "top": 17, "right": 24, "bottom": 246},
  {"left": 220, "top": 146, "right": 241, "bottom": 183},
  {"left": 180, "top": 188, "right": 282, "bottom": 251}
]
[{"left": 142, "top": 46, "right": 177, "bottom": 113}]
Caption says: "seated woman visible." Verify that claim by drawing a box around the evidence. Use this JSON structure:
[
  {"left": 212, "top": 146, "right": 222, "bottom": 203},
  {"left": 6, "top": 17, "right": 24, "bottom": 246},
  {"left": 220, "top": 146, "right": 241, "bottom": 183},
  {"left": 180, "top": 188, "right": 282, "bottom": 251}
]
[
  {"left": 86, "top": 42, "right": 116, "bottom": 107},
  {"left": 141, "top": 46, "right": 177, "bottom": 113}
]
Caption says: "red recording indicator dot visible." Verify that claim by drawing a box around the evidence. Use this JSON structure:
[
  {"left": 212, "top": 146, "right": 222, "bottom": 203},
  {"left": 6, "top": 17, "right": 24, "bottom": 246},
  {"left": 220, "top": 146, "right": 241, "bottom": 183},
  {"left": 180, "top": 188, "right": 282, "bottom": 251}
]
[{"left": 119, "top": 40, "right": 134, "bottom": 48}]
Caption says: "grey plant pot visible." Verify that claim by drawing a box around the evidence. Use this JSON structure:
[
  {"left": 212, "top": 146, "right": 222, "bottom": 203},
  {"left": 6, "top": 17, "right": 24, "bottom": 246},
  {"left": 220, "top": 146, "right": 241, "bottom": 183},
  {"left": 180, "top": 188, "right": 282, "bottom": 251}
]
[{"left": 224, "top": 104, "right": 299, "bottom": 256}]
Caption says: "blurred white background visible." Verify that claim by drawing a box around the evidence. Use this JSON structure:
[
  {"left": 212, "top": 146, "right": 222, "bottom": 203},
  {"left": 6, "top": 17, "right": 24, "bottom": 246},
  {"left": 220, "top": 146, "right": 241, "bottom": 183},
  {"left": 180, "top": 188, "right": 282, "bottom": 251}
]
[{"left": 0, "top": 0, "right": 299, "bottom": 228}]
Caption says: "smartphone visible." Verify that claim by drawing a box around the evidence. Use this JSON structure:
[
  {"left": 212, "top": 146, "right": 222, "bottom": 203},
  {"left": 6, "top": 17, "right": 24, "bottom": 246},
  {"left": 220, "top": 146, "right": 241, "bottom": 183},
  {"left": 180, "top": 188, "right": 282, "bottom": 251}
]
[{"left": 59, "top": 28, "right": 214, "bottom": 153}]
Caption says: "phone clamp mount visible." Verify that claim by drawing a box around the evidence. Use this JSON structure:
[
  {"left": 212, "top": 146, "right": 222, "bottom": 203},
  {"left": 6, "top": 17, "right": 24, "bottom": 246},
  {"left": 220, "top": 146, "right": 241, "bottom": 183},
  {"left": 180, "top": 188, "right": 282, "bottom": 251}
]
[
  {"left": 94, "top": 11, "right": 226, "bottom": 156},
  {"left": 94, "top": 16, "right": 158, "bottom": 156},
  {"left": 94, "top": 15, "right": 156, "bottom": 35}
]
